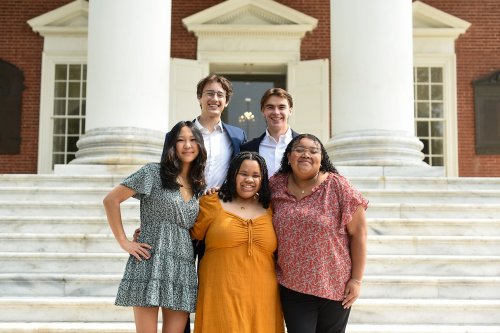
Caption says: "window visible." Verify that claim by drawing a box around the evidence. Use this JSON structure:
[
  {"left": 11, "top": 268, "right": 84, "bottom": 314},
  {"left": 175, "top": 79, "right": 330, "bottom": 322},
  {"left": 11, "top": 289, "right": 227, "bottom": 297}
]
[
  {"left": 473, "top": 71, "right": 500, "bottom": 154},
  {"left": 52, "top": 64, "right": 86, "bottom": 167},
  {"left": 414, "top": 66, "right": 445, "bottom": 166}
]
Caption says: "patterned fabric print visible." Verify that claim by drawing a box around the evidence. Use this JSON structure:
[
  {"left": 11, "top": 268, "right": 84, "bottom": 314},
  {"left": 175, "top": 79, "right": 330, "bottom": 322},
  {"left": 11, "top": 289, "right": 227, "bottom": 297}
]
[
  {"left": 115, "top": 163, "right": 199, "bottom": 312},
  {"left": 270, "top": 172, "right": 368, "bottom": 301}
]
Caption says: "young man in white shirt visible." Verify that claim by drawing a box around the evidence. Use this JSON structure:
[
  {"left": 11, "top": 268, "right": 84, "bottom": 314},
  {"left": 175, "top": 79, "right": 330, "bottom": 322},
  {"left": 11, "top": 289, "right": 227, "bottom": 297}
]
[
  {"left": 161, "top": 75, "right": 246, "bottom": 188},
  {"left": 241, "top": 88, "right": 298, "bottom": 176}
]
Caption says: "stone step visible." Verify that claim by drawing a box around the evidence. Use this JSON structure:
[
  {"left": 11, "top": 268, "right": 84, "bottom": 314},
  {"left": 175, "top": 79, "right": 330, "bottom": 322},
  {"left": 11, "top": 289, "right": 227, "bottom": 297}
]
[
  {"left": 2, "top": 252, "right": 499, "bottom": 276},
  {"left": 0, "top": 297, "right": 132, "bottom": 322},
  {"left": 365, "top": 254, "right": 500, "bottom": 276},
  {"left": 4, "top": 233, "right": 498, "bottom": 255},
  {"left": 349, "top": 299, "right": 500, "bottom": 325},
  {"left": 3, "top": 186, "right": 500, "bottom": 204},
  {"left": 0, "top": 273, "right": 121, "bottom": 297},
  {"left": 367, "top": 235, "right": 500, "bottom": 255},
  {"left": 1, "top": 233, "right": 123, "bottom": 253},
  {"left": 2, "top": 216, "right": 498, "bottom": 236},
  {"left": 0, "top": 216, "right": 139, "bottom": 234},
  {"left": 0, "top": 322, "right": 141, "bottom": 333},
  {"left": 347, "top": 176, "right": 500, "bottom": 190},
  {"left": 3, "top": 201, "right": 500, "bottom": 219},
  {"left": 367, "top": 203, "right": 500, "bottom": 219},
  {"left": 1, "top": 174, "right": 499, "bottom": 190},
  {"left": 3, "top": 273, "right": 499, "bottom": 300},
  {"left": 0, "top": 201, "right": 139, "bottom": 217},
  {"left": 1, "top": 323, "right": 499, "bottom": 333},
  {"left": 367, "top": 218, "right": 500, "bottom": 236},
  {"left": 346, "top": 324, "right": 500, "bottom": 333},
  {"left": 361, "top": 189, "right": 500, "bottom": 204},
  {"left": 0, "top": 253, "right": 128, "bottom": 273},
  {"left": 0, "top": 187, "right": 110, "bottom": 201},
  {"left": 1, "top": 297, "right": 499, "bottom": 325},
  {"left": 361, "top": 275, "right": 500, "bottom": 300},
  {"left": 0, "top": 174, "right": 121, "bottom": 188}
]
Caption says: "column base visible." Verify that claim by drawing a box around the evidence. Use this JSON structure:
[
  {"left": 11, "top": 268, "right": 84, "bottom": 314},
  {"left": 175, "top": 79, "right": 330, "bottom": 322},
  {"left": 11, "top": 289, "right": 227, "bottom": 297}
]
[
  {"left": 325, "top": 130, "right": 428, "bottom": 166},
  {"left": 69, "top": 127, "right": 165, "bottom": 165}
]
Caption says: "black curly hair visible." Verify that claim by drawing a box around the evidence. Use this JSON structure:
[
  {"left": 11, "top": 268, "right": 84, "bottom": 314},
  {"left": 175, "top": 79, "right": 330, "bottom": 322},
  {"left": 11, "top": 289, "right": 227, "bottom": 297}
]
[
  {"left": 218, "top": 151, "right": 271, "bottom": 208},
  {"left": 160, "top": 121, "right": 207, "bottom": 196},
  {"left": 277, "top": 133, "right": 338, "bottom": 175}
]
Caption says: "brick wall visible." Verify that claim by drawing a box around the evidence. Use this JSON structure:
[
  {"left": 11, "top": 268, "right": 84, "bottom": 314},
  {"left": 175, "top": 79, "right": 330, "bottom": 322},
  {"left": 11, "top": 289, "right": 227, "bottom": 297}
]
[
  {"left": 420, "top": 0, "right": 500, "bottom": 176},
  {"left": 0, "top": 0, "right": 71, "bottom": 173},
  {"left": 170, "top": 0, "right": 330, "bottom": 61}
]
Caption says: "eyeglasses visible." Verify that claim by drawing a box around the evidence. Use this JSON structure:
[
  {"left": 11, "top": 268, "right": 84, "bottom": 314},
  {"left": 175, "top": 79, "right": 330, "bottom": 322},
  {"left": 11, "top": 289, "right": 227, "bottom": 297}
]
[
  {"left": 291, "top": 146, "right": 321, "bottom": 155},
  {"left": 203, "top": 90, "right": 226, "bottom": 99}
]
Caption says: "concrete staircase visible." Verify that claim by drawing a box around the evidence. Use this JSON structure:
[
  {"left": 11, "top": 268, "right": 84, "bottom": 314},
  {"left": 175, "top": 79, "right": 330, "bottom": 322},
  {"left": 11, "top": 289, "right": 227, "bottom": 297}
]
[{"left": 1, "top": 174, "right": 500, "bottom": 332}]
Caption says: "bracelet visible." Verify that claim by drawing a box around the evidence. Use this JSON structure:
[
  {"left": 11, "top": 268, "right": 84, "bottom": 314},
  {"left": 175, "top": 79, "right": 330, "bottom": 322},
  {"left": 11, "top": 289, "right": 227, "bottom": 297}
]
[{"left": 351, "top": 278, "right": 362, "bottom": 285}]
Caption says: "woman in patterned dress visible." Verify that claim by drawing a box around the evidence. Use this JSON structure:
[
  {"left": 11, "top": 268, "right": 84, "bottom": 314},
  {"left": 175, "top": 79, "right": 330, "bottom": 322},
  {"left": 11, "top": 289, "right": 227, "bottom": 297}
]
[
  {"left": 269, "top": 134, "right": 368, "bottom": 333},
  {"left": 103, "top": 121, "right": 207, "bottom": 333},
  {"left": 190, "top": 151, "right": 285, "bottom": 333}
]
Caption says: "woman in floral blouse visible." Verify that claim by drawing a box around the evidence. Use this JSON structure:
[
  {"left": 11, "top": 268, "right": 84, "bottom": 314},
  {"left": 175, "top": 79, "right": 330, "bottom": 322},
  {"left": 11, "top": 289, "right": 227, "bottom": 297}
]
[{"left": 269, "top": 133, "right": 368, "bottom": 333}]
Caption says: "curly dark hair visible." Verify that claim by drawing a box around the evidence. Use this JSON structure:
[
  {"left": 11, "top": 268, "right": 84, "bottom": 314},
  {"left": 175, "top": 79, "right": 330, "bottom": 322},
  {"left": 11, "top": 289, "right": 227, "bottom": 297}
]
[
  {"left": 196, "top": 74, "right": 233, "bottom": 103},
  {"left": 160, "top": 121, "right": 207, "bottom": 196},
  {"left": 218, "top": 152, "right": 271, "bottom": 208},
  {"left": 277, "top": 134, "right": 338, "bottom": 175}
]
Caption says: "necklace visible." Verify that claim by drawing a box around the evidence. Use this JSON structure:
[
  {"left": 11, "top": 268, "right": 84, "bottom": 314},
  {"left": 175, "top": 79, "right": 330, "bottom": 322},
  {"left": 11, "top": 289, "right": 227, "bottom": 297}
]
[
  {"left": 234, "top": 196, "right": 256, "bottom": 210},
  {"left": 290, "top": 172, "right": 320, "bottom": 194}
]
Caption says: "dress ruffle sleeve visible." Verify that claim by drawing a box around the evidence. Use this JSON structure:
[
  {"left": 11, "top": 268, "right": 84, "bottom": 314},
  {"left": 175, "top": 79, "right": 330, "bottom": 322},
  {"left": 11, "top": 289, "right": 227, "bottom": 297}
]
[
  {"left": 120, "top": 163, "right": 157, "bottom": 200},
  {"left": 335, "top": 174, "right": 369, "bottom": 233}
]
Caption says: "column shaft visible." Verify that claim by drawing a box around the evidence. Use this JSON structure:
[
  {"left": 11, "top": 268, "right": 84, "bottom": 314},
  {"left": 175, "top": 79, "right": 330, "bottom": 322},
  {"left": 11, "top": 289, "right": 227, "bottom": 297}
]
[
  {"left": 71, "top": 0, "right": 171, "bottom": 166},
  {"left": 327, "top": 0, "right": 425, "bottom": 166}
]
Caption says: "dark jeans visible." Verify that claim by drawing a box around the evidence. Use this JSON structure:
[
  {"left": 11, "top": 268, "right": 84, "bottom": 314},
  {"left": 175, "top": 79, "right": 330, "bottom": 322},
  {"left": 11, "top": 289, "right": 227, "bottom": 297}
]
[
  {"left": 184, "top": 240, "right": 206, "bottom": 333},
  {"left": 279, "top": 285, "right": 351, "bottom": 333}
]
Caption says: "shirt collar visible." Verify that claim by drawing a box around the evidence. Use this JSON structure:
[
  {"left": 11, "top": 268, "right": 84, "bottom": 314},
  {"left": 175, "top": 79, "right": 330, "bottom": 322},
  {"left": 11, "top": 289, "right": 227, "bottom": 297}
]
[
  {"left": 265, "top": 127, "right": 292, "bottom": 143},
  {"left": 195, "top": 117, "right": 224, "bottom": 133}
]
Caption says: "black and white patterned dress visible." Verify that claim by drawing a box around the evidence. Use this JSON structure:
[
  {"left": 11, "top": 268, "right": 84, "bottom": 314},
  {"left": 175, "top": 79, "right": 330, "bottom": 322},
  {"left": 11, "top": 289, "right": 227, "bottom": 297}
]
[{"left": 115, "top": 163, "right": 198, "bottom": 312}]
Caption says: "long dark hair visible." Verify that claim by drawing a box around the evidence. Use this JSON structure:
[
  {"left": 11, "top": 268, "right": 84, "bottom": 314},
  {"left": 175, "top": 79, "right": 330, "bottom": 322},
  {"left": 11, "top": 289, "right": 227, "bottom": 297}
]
[
  {"left": 277, "top": 133, "right": 338, "bottom": 174},
  {"left": 218, "top": 152, "right": 271, "bottom": 208},
  {"left": 160, "top": 121, "right": 207, "bottom": 195}
]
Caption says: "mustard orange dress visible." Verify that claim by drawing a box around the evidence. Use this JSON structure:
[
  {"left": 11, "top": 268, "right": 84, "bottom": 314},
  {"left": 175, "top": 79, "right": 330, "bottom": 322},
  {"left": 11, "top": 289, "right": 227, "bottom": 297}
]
[{"left": 191, "top": 193, "right": 284, "bottom": 333}]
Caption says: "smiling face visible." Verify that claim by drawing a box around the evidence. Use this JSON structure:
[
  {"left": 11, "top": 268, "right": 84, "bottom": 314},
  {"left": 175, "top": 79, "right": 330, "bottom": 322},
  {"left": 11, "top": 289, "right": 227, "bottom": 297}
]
[
  {"left": 234, "top": 159, "right": 262, "bottom": 200},
  {"left": 198, "top": 81, "right": 229, "bottom": 121},
  {"left": 287, "top": 137, "right": 322, "bottom": 180},
  {"left": 261, "top": 95, "right": 292, "bottom": 135},
  {"left": 175, "top": 126, "right": 200, "bottom": 166}
]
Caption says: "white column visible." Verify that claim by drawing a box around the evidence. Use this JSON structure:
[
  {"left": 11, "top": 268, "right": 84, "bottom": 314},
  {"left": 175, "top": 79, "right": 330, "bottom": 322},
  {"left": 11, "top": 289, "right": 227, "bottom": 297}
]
[
  {"left": 326, "top": 0, "right": 426, "bottom": 166},
  {"left": 71, "top": 0, "right": 171, "bottom": 165}
]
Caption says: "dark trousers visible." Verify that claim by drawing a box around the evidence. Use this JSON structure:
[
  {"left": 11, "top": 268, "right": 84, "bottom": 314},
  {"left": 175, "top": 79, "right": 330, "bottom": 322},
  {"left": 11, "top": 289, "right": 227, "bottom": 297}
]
[
  {"left": 184, "top": 240, "right": 206, "bottom": 333},
  {"left": 279, "top": 285, "right": 351, "bottom": 333}
]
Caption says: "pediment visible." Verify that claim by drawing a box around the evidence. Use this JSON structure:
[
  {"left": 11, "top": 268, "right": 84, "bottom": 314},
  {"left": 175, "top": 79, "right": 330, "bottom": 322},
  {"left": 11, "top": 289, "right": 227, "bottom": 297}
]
[
  {"left": 183, "top": 0, "right": 317, "bottom": 37},
  {"left": 413, "top": 1, "right": 470, "bottom": 38},
  {"left": 28, "top": 0, "right": 88, "bottom": 37}
]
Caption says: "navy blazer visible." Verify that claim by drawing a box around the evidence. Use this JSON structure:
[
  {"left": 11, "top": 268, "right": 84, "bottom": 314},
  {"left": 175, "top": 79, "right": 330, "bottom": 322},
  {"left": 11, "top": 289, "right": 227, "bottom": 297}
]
[
  {"left": 160, "top": 121, "right": 246, "bottom": 162},
  {"left": 240, "top": 129, "right": 299, "bottom": 153}
]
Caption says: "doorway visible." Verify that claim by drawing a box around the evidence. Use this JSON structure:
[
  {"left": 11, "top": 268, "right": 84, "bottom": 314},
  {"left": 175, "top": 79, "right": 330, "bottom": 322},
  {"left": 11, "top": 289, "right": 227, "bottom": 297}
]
[{"left": 221, "top": 74, "right": 286, "bottom": 140}]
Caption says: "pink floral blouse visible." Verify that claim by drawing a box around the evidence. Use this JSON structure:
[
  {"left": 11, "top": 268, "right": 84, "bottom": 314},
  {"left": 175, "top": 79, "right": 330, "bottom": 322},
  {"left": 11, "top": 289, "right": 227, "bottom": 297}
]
[{"left": 269, "top": 172, "right": 368, "bottom": 301}]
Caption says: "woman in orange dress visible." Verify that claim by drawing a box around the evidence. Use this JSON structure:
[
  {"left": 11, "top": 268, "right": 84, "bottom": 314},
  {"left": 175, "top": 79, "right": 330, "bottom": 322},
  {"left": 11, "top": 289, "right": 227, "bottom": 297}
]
[{"left": 191, "top": 151, "right": 284, "bottom": 333}]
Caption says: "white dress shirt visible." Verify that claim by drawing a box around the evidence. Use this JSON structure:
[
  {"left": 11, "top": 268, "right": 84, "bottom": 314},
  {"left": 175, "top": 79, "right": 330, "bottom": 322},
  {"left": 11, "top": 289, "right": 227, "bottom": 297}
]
[
  {"left": 195, "top": 118, "right": 233, "bottom": 188},
  {"left": 259, "top": 128, "right": 293, "bottom": 176}
]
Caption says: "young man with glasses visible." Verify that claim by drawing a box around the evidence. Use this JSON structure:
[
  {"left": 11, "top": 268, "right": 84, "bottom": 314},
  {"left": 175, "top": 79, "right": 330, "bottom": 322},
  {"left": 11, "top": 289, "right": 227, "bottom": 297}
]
[
  {"left": 241, "top": 88, "right": 299, "bottom": 176},
  {"left": 161, "top": 74, "right": 246, "bottom": 188}
]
